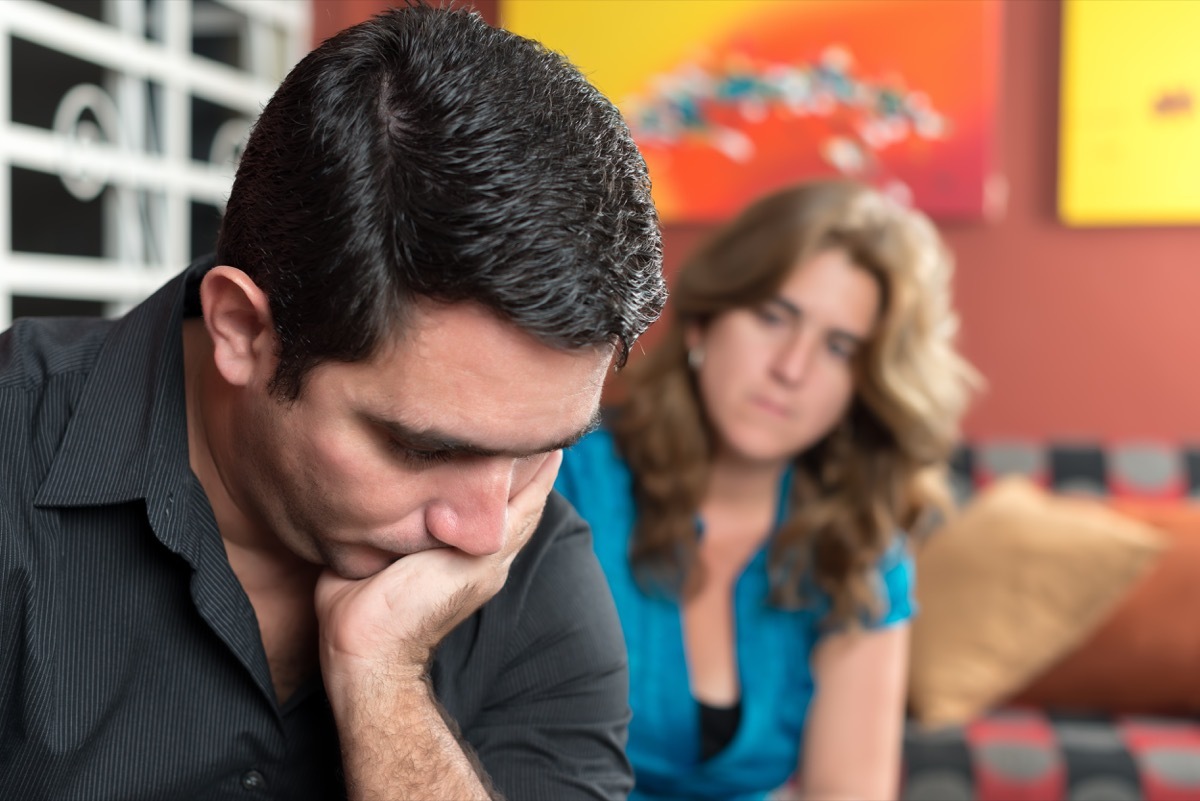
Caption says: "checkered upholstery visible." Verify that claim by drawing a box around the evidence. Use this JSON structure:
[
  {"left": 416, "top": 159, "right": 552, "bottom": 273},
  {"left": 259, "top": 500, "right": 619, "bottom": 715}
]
[
  {"left": 947, "top": 441, "right": 1200, "bottom": 503},
  {"left": 903, "top": 710, "right": 1200, "bottom": 801},
  {"left": 900, "top": 441, "right": 1200, "bottom": 801}
]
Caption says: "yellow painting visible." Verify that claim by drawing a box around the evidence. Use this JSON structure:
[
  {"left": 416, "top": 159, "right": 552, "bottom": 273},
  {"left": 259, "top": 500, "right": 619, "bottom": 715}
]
[{"left": 1060, "top": 0, "right": 1200, "bottom": 226}]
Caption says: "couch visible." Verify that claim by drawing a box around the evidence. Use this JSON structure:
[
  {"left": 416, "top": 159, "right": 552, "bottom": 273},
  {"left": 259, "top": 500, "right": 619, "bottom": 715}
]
[{"left": 900, "top": 440, "right": 1200, "bottom": 801}]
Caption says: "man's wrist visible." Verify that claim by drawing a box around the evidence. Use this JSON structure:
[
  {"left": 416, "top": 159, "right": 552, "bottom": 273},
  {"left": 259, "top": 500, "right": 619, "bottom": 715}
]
[
  {"left": 324, "top": 657, "right": 432, "bottom": 715},
  {"left": 328, "top": 664, "right": 497, "bottom": 801}
]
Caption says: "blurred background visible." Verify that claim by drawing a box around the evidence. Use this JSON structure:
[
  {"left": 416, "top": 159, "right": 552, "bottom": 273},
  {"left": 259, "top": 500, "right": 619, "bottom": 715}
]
[{"left": 4, "top": 0, "right": 1200, "bottom": 445}]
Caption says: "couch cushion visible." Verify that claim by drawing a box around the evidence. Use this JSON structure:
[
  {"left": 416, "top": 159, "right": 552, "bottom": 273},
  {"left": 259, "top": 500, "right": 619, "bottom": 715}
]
[
  {"left": 1013, "top": 500, "right": 1200, "bottom": 716},
  {"left": 908, "top": 476, "right": 1164, "bottom": 728}
]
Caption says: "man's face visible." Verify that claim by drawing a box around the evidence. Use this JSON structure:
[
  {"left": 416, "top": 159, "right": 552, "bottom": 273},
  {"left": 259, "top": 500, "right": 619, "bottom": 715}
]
[{"left": 228, "top": 300, "right": 612, "bottom": 579}]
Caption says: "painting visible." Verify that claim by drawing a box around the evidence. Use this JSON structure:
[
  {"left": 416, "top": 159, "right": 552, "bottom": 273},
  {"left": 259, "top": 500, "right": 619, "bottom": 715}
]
[
  {"left": 1059, "top": 0, "right": 1200, "bottom": 226},
  {"left": 502, "top": 0, "right": 1002, "bottom": 223}
]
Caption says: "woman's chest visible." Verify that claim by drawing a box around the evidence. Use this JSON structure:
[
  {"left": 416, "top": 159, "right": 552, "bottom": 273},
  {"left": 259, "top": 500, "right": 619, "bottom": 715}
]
[{"left": 613, "top": 566, "right": 820, "bottom": 780}]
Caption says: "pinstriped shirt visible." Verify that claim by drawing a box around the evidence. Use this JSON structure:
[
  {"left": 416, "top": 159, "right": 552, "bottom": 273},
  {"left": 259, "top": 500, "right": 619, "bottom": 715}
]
[{"left": 0, "top": 259, "right": 633, "bottom": 801}]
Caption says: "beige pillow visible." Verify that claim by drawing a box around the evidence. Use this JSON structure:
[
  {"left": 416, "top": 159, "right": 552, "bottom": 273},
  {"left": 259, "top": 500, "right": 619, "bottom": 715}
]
[{"left": 908, "top": 476, "right": 1165, "bottom": 728}]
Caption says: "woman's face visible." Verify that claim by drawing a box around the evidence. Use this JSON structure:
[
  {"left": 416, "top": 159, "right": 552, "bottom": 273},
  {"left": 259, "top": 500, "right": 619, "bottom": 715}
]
[{"left": 688, "top": 248, "right": 881, "bottom": 468}]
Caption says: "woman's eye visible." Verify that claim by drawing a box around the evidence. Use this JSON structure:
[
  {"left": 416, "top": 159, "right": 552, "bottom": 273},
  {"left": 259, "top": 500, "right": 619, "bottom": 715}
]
[{"left": 828, "top": 339, "right": 857, "bottom": 360}]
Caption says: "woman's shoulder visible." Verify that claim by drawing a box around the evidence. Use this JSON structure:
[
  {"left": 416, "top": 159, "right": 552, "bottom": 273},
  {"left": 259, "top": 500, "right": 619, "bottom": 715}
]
[
  {"left": 870, "top": 532, "right": 916, "bottom": 628},
  {"left": 553, "top": 425, "right": 639, "bottom": 564},
  {"left": 555, "top": 425, "right": 631, "bottom": 499}
]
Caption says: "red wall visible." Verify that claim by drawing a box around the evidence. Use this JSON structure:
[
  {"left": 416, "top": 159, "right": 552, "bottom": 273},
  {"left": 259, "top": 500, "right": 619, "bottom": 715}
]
[
  {"left": 311, "top": 0, "right": 390, "bottom": 43},
  {"left": 314, "top": 0, "right": 1200, "bottom": 442},
  {"left": 943, "top": 0, "right": 1200, "bottom": 442}
]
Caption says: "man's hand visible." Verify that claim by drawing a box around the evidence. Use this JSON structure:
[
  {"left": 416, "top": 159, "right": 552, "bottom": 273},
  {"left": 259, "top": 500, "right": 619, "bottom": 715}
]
[
  {"left": 312, "top": 450, "right": 563, "bottom": 800},
  {"left": 315, "top": 449, "right": 563, "bottom": 687}
]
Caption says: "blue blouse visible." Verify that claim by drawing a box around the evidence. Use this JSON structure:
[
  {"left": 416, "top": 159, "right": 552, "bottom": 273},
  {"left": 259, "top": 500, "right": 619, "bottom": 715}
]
[{"left": 555, "top": 428, "right": 915, "bottom": 801}]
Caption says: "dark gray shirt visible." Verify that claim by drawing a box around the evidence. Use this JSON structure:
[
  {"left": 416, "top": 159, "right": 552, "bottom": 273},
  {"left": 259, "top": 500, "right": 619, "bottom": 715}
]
[{"left": 0, "top": 259, "right": 632, "bottom": 801}]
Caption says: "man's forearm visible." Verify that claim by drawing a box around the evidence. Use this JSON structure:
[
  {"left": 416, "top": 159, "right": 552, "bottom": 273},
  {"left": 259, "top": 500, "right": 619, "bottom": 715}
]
[{"left": 332, "top": 673, "right": 499, "bottom": 801}]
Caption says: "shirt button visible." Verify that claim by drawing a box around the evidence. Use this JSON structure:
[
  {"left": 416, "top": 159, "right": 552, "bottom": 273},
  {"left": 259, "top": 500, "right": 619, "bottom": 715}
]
[{"left": 241, "top": 769, "right": 266, "bottom": 791}]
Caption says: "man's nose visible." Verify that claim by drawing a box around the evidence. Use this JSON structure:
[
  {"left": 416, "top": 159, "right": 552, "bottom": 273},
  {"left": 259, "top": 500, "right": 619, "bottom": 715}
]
[{"left": 423, "top": 457, "right": 514, "bottom": 556}]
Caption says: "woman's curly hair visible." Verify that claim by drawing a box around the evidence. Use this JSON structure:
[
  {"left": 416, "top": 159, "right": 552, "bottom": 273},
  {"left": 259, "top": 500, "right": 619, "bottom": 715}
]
[{"left": 613, "top": 179, "right": 979, "bottom": 627}]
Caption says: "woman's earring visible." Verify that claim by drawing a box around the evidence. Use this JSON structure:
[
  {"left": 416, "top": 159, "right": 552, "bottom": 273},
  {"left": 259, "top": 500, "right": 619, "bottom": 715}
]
[{"left": 687, "top": 347, "right": 705, "bottom": 370}]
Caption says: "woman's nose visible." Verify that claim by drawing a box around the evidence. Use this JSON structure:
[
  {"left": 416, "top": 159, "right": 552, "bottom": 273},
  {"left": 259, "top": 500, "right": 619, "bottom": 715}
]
[{"left": 772, "top": 331, "right": 818, "bottom": 386}]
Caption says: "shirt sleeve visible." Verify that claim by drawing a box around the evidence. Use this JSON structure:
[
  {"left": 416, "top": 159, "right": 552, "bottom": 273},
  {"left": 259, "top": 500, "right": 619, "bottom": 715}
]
[
  {"left": 871, "top": 533, "right": 917, "bottom": 628},
  {"left": 458, "top": 492, "right": 634, "bottom": 801}
]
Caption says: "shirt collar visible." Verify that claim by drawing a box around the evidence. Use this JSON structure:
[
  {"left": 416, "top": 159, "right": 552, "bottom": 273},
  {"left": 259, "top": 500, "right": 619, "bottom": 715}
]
[{"left": 34, "top": 256, "right": 215, "bottom": 510}]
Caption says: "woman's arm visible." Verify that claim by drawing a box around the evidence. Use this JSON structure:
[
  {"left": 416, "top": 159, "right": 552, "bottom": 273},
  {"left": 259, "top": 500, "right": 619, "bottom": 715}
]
[{"left": 797, "top": 622, "right": 910, "bottom": 801}]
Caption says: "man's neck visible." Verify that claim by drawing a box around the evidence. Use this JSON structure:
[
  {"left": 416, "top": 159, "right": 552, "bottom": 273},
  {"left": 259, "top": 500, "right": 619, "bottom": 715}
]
[
  {"left": 180, "top": 318, "right": 320, "bottom": 589},
  {"left": 181, "top": 318, "right": 321, "bottom": 703}
]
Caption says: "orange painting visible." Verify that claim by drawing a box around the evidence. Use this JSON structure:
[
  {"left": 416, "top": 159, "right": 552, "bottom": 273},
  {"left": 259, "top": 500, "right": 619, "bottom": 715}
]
[{"left": 503, "top": 0, "right": 1002, "bottom": 223}]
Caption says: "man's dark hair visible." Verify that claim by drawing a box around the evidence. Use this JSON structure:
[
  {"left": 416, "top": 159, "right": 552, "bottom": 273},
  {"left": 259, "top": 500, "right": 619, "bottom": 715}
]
[{"left": 217, "top": 3, "right": 665, "bottom": 399}]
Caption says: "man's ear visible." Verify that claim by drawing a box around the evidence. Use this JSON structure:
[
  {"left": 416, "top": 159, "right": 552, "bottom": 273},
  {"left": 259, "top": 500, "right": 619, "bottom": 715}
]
[{"left": 199, "top": 266, "right": 275, "bottom": 388}]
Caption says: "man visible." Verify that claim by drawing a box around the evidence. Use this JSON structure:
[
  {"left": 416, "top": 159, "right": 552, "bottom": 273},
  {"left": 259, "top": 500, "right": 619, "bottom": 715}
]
[{"left": 0, "top": 5, "right": 664, "bottom": 800}]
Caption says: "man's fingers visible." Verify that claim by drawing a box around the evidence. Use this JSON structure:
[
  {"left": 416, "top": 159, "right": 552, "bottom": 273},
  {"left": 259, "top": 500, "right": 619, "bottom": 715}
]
[
  {"left": 316, "top": 450, "right": 566, "bottom": 666},
  {"left": 505, "top": 449, "right": 562, "bottom": 550},
  {"left": 516, "top": 449, "right": 563, "bottom": 508}
]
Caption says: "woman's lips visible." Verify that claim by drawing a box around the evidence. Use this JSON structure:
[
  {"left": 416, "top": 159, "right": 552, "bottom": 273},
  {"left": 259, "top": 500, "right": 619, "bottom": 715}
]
[{"left": 751, "top": 395, "right": 792, "bottom": 419}]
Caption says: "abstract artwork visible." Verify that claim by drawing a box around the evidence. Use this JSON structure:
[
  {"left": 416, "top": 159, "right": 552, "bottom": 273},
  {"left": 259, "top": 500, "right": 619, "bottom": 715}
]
[{"left": 502, "top": 0, "right": 1002, "bottom": 223}]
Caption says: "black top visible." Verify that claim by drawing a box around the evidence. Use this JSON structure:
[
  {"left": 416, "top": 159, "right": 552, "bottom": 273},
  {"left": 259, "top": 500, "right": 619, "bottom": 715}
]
[
  {"left": 0, "top": 258, "right": 633, "bottom": 801},
  {"left": 697, "top": 699, "right": 742, "bottom": 761}
]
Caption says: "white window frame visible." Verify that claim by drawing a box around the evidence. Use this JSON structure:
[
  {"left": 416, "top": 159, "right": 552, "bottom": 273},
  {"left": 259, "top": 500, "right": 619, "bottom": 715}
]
[{"left": 0, "top": 0, "right": 310, "bottom": 327}]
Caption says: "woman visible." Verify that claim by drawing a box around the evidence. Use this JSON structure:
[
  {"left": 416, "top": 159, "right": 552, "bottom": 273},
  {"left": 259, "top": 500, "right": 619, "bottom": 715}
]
[{"left": 555, "top": 179, "right": 978, "bottom": 800}]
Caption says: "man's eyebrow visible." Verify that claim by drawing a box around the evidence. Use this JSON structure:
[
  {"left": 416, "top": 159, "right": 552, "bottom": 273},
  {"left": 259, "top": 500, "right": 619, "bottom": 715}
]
[{"left": 365, "top": 410, "right": 603, "bottom": 458}]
